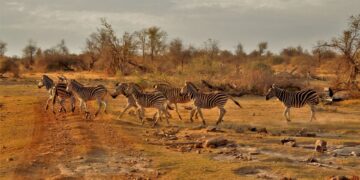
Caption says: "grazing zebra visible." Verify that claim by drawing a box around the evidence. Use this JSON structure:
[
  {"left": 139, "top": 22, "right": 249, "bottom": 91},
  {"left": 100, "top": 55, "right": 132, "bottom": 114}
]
[
  {"left": 265, "top": 84, "right": 319, "bottom": 122},
  {"left": 111, "top": 82, "right": 144, "bottom": 119},
  {"left": 180, "top": 81, "right": 242, "bottom": 125},
  {"left": 37, "top": 75, "right": 75, "bottom": 113},
  {"left": 153, "top": 83, "right": 195, "bottom": 120},
  {"left": 65, "top": 79, "right": 108, "bottom": 119},
  {"left": 124, "top": 83, "right": 170, "bottom": 126}
]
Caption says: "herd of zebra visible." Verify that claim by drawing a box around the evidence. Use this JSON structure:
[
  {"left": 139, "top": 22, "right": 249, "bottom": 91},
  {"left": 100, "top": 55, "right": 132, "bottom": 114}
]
[{"left": 37, "top": 75, "right": 320, "bottom": 126}]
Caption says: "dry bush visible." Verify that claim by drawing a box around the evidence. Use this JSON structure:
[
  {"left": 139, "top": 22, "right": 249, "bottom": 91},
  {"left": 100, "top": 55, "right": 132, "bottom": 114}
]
[
  {"left": 35, "top": 54, "right": 88, "bottom": 72},
  {"left": 0, "top": 57, "right": 20, "bottom": 77},
  {"left": 234, "top": 62, "right": 274, "bottom": 95}
]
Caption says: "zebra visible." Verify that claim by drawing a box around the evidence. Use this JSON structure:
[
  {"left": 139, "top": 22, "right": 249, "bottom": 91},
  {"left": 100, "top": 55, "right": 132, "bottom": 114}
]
[
  {"left": 153, "top": 83, "right": 195, "bottom": 120},
  {"left": 111, "top": 82, "right": 144, "bottom": 119},
  {"left": 180, "top": 81, "right": 242, "bottom": 125},
  {"left": 65, "top": 79, "right": 108, "bottom": 119},
  {"left": 265, "top": 84, "right": 319, "bottom": 122},
  {"left": 37, "top": 75, "right": 75, "bottom": 113},
  {"left": 123, "top": 83, "right": 170, "bottom": 127}
]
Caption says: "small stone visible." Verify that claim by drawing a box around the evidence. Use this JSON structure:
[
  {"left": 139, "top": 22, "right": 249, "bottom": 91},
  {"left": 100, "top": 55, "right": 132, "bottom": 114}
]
[
  {"left": 196, "top": 150, "right": 201, "bottom": 154},
  {"left": 257, "top": 128, "right": 268, "bottom": 134},
  {"left": 206, "top": 126, "right": 218, "bottom": 132},
  {"left": 203, "top": 137, "right": 228, "bottom": 148},
  {"left": 7, "top": 157, "right": 14, "bottom": 162},
  {"left": 305, "top": 156, "right": 318, "bottom": 163},
  {"left": 350, "top": 151, "right": 359, "bottom": 157},
  {"left": 328, "top": 175, "right": 350, "bottom": 180},
  {"left": 315, "top": 140, "right": 327, "bottom": 153}
]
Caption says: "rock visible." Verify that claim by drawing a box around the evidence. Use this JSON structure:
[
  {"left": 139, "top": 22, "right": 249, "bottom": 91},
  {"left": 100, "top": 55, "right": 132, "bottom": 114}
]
[
  {"left": 305, "top": 156, "right": 318, "bottom": 163},
  {"left": 7, "top": 157, "right": 14, "bottom": 162},
  {"left": 257, "top": 128, "right": 268, "bottom": 134},
  {"left": 284, "top": 141, "right": 297, "bottom": 147},
  {"left": 328, "top": 176, "right": 350, "bottom": 180},
  {"left": 315, "top": 140, "right": 327, "bottom": 153},
  {"left": 204, "top": 137, "right": 228, "bottom": 148},
  {"left": 206, "top": 126, "right": 218, "bottom": 132},
  {"left": 281, "top": 137, "right": 296, "bottom": 145},
  {"left": 297, "top": 128, "right": 316, "bottom": 137},
  {"left": 350, "top": 151, "right": 359, "bottom": 157},
  {"left": 248, "top": 127, "right": 257, "bottom": 132}
]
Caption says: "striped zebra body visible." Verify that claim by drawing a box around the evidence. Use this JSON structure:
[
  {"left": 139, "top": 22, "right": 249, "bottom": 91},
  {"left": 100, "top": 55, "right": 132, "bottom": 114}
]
[
  {"left": 154, "top": 83, "right": 195, "bottom": 120},
  {"left": 126, "top": 83, "right": 169, "bottom": 126},
  {"left": 181, "top": 81, "right": 242, "bottom": 125},
  {"left": 265, "top": 84, "right": 319, "bottom": 122},
  {"left": 66, "top": 79, "right": 108, "bottom": 119},
  {"left": 37, "top": 75, "right": 74, "bottom": 113},
  {"left": 111, "top": 83, "right": 143, "bottom": 119}
]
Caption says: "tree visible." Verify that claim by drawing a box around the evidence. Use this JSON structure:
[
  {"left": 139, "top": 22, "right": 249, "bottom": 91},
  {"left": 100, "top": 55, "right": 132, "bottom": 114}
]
[
  {"left": 203, "top": 38, "right": 219, "bottom": 61},
  {"left": 134, "top": 29, "right": 148, "bottom": 61},
  {"left": 318, "top": 14, "right": 360, "bottom": 89},
  {"left": 147, "top": 26, "right": 167, "bottom": 61},
  {"left": 22, "top": 40, "right": 37, "bottom": 67},
  {"left": 258, "top": 42, "right": 268, "bottom": 56},
  {"left": 56, "top": 39, "right": 69, "bottom": 55},
  {"left": 0, "top": 40, "right": 7, "bottom": 57},
  {"left": 235, "top": 43, "right": 246, "bottom": 74},
  {"left": 169, "top": 38, "right": 183, "bottom": 63}
]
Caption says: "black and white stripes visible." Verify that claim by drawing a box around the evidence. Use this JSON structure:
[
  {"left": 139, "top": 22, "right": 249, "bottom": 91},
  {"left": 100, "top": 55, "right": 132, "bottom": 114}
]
[
  {"left": 66, "top": 79, "right": 108, "bottom": 119},
  {"left": 181, "top": 81, "right": 242, "bottom": 125},
  {"left": 265, "top": 84, "right": 319, "bottom": 122}
]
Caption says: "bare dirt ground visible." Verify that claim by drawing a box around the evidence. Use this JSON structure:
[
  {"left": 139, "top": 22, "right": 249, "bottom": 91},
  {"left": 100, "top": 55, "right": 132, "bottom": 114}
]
[{"left": 1, "top": 73, "right": 360, "bottom": 179}]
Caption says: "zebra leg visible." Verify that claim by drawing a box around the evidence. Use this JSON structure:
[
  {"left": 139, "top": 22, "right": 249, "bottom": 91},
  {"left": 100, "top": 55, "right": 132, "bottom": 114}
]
[
  {"left": 119, "top": 104, "right": 131, "bottom": 119},
  {"left": 196, "top": 108, "right": 206, "bottom": 125},
  {"left": 174, "top": 103, "right": 182, "bottom": 120},
  {"left": 70, "top": 96, "right": 75, "bottom": 112},
  {"left": 189, "top": 108, "right": 196, "bottom": 123},
  {"left": 283, "top": 107, "right": 290, "bottom": 122},
  {"left": 136, "top": 107, "right": 145, "bottom": 125},
  {"left": 216, "top": 107, "right": 226, "bottom": 125},
  {"left": 152, "top": 109, "right": 162, "bottom": 127},
  {"left": 59, "top": 99, "right": 66, "bottom": 113},
  {"left": 95, "top": 98, "right": 102, "bottom": 117},
  {"left": 310, "top": 105, "right": 316, "bottom": 121},
  {"left": 102, "top": 100, "right": 108, "bottom": 114},
  {"left": 79, "top": 100, "right": 84, "bottom": 113},
  {"left": 83, "top": 102, "right": 90, "bottom": 119},
  {"left": 162, "top": 107, "right": 170, "bottom": 125},
  {"left": 45, "top": 96, "right": 52, "bottom": 110}
]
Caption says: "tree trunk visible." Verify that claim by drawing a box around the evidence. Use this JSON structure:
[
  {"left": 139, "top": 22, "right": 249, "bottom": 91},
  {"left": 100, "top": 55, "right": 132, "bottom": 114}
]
[{"left": 347, "top": 64, "right": 359, "bottom": 89}]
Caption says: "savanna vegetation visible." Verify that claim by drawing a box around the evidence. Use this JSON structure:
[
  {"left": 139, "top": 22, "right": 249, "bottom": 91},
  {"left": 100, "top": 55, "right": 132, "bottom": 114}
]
[{"left": 1, "top": 15, "right": 359, "bottom": 96}]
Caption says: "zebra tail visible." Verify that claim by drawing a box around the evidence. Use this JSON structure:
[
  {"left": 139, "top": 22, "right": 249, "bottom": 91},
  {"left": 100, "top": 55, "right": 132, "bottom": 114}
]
[{"left": 229, "top": 96, "right": 242, "bottom": 108}]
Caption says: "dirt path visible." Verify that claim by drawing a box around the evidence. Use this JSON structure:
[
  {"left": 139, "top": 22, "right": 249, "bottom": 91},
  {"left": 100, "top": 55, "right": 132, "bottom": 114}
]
[{"left": 12, "top": 101, "right": 155, "bottom": 179}]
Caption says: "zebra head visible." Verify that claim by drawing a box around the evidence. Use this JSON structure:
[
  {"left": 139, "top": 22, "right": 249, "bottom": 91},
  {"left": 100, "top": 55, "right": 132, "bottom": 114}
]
[
  {"left": 111, "top": 83, "right": 128, "bottom": 98},
  {"left": 38, "top": 75, "right": 53, "bottom": 90},
  {"left": 266, "top": 84, "right": 277, "bottom": 100},
  {"left": 66, "top": 79, "right": 75, "bottom": 92},
  {"left": 181, "top": 81, "right": 197, "bottom": 98}
]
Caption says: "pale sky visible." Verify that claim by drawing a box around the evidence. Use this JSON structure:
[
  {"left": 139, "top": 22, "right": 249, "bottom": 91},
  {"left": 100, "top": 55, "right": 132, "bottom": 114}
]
[{"left": 0, "top": 0, "right": 359, "bottom": 56}]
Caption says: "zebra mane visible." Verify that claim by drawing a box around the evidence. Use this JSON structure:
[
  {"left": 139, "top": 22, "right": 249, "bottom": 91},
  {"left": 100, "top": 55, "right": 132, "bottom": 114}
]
[{"left": 186, "top": 81, "right": 199, "bottom": 92}]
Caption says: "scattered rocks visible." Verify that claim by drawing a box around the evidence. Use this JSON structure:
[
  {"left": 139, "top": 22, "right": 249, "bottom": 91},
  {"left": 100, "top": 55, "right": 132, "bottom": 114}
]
[
  {"left": 281, "top": 137, "right": 296, "bottom": 147},
  {"left": 204, "top": 137, "right": 228, "bottom": 148},
  {"left": 350, "top": 151, "right": 359, "bottom": 157},
  {"left": 315, "top": 140, "right": 327, "bottom": 153},
  {"left": 257, "top": 128, "right": 268, "bottom": 134},
  {"left": 305, "top": 156, "right": 318, "bottom": 163},
  {"left": 327, "top": 175, "right": 356, "bottom": 180},
  {"left": 296, "top": 128, "right": 316, "bottom": 137}
]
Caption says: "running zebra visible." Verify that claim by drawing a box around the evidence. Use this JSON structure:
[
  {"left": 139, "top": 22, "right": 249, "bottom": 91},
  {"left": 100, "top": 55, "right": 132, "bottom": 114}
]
[
  {"left": 180, "top": 81, "right": 242, "bottom": 125},
  {"left": 65, "top": 79, "right": 108, "bottom": 119},
  {"left": 123, "top": 83, "right": 170, "bottom": 126},
  {"left": 153, "top": 83, "right": 193, "bottom": 120},
  {"left": 111, "top": 82, "right": 144, "bottom": 119},
  {"left": 37, "top": 75, "right": 75, "bottom": 113},
  {"left": 265, "top": 84, "right": 319, "bottom": 122}
]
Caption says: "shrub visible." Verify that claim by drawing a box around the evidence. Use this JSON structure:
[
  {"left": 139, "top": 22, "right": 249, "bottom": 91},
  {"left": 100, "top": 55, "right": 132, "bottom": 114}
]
[
  {"left": 271, "top": 56, "right": 285, "bottom": 65},
  {"left": 0, "top": 57, "right": 20, "bottom": 77}
]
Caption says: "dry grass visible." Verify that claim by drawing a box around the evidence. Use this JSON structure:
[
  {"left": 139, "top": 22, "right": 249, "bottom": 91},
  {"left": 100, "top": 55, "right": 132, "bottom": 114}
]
[{"left": 1, "top": 72, "right": 360, "bottom": 179}]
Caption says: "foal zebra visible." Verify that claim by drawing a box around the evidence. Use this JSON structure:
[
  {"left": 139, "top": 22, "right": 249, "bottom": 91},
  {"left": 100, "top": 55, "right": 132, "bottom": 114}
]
[
  {"left": 153, "top": 83, "right": 192, "bottom": 120},
  {"left": 265, "top": 84, "right": 319, "bottom": 122},
  {"left": 37, "top": 75, "right": 75, "bottom": 113},
  {"left": 124, "top": 83, "right": 170, "bottom": 126},
  {"left": 111, "top": 82, "right": 144, "bottom": 119},
  {"left": 180, "top": 81, "right": 242, "bottom": 125},
  {"left": 65, "top": 79, "right": 108, "bottom": 119}
]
